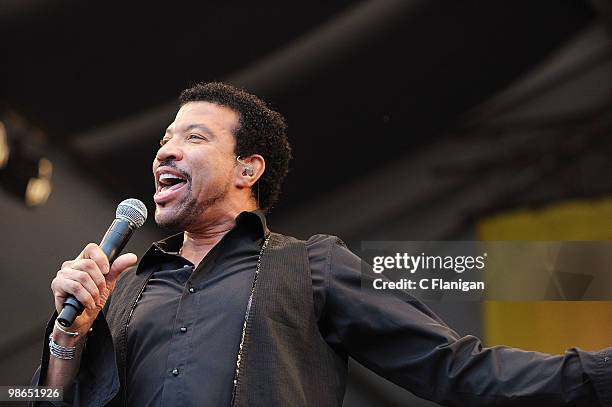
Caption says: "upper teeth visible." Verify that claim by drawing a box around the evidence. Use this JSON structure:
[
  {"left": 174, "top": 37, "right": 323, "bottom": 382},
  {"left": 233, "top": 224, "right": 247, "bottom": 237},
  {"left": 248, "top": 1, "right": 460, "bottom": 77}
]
[{"left": 160, "top": 173, "right": 182, "bottom": 181}]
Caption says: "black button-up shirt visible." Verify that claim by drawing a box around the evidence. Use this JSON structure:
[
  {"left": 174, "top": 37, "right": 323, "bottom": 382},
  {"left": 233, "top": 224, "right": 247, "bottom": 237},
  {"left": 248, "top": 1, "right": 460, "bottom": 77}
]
[
  {"left": 126, "top": 211, "right": 267, "bottom": 406},
  {"left": 33, "top": 210, "right": 612, "bottom": 406}
]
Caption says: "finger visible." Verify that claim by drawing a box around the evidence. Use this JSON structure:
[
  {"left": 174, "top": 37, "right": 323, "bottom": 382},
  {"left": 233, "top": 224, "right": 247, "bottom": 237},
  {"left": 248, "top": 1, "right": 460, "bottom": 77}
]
[
  {"left": 54, "top": 295, "right": 63, "bottom": 315},
  {"left": 51, "top": 278, "right": 65, "bottom": 313},
  {"left": 58, "top": 268, "right": 101, "bottom": 306},
  {"left": 71, "top": 258, "right": 106, "bottom": 293},
  {"left": 75, "top": 243, "right": 94, "bottom": 260},
  {"left": 52, "top": 276, "right": 97, "bottom": 310},
  {"left": 107, "top": 253, "right": 138, "bottom": 283},
  {"left": 79, "top": 243, "right": 110, "bottom": 275}
]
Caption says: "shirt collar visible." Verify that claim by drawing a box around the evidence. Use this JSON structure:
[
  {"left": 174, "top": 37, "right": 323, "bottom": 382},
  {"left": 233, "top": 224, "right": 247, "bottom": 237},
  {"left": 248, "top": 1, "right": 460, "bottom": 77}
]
[
  {"left": 236, "top": 209, "right": 269, "bottom": 237},
  {"left": 137, "top": 210, "right": 269, "bottom": 273}
]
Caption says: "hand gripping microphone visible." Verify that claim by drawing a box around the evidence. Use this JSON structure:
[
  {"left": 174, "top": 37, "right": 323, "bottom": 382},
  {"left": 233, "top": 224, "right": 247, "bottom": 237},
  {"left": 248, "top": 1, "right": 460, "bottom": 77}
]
[{"left": 57, "top": 198, "right": 148, "bottom": 327}]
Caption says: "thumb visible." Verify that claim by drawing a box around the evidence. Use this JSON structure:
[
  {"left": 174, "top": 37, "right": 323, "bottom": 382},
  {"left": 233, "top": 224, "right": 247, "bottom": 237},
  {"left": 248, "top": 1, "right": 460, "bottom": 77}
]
[{"left": 107, "top": 253, "right": 138, "bottom": 282}]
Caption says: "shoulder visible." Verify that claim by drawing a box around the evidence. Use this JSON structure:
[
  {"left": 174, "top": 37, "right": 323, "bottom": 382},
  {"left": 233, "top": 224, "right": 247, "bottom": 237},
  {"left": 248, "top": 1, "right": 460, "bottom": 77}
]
[
  {"left": 304, "top": 234, "right": 348, "bottom": 248},
  {"left": 271, "top": 232, "right": 349, "bottom": 256},
  {"left": 276, "top": 232, "right": 360, "bottom": 269}
]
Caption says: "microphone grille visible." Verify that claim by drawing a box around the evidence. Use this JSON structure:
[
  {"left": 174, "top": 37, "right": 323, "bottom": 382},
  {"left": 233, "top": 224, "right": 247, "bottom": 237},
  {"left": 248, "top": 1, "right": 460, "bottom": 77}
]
[{"left": 116, "top": 198, "right": 148, "bottom": 228}]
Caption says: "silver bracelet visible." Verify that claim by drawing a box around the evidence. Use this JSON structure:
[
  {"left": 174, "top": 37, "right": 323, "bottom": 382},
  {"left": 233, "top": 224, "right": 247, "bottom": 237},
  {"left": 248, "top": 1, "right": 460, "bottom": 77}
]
[
  {"left": 48, "top": 335, "right": 76, "bottom": 360},
  {"left": 54, "top": 319, "right": 79, "bottom": 337}
]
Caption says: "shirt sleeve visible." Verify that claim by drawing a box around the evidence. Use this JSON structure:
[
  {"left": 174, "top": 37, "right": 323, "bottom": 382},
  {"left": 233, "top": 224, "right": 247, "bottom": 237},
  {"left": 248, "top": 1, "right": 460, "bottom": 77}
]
[
  {"left": 307, "top": 234, "right": 611, "bottom": 406},
  {"left": 30, "top": 310, "right": 120, "bottom": 407}
]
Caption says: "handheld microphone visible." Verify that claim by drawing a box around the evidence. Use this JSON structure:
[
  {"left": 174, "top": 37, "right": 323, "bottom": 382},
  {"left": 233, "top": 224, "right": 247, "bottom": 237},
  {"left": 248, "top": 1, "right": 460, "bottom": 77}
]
[{"left": 56, "top": 198, "right": 148, "bottom": 327}]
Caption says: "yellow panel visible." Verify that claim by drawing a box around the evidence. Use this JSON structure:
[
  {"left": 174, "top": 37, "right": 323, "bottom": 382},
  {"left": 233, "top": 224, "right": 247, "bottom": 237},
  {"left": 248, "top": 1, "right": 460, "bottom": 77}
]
[{"left": 478, "top": 197, "right": 612, "bottom": 354}]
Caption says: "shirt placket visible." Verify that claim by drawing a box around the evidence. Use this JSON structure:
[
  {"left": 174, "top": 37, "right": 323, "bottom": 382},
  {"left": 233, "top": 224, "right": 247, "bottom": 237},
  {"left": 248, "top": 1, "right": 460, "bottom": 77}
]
[{"left": 160, "top": 263, "right": 196, "bottom": 405}]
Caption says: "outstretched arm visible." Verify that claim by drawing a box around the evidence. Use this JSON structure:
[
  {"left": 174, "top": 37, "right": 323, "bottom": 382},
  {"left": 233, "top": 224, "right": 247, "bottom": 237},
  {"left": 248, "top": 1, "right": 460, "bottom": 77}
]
[{"left": 315, "top": 236, "right": 610, "bottom": 406}]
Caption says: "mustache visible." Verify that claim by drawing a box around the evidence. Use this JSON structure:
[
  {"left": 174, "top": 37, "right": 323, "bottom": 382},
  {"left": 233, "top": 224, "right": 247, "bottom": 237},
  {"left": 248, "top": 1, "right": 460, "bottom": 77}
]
[{"left": 156, "top": 161, "right": 192, "bottom": 182}]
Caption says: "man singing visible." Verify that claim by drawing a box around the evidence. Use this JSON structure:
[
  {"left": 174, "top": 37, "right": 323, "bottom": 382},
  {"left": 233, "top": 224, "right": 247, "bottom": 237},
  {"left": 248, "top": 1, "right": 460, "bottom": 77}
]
[{"left": 34, "top": 82, "right": 611, "bottom": 406}]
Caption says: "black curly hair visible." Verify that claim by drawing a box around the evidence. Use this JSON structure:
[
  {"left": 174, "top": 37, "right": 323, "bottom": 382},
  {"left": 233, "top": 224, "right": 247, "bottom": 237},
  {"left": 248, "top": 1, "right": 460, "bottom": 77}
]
[{"left": 179, "top": 82, "right": 291, "bottom": 212}]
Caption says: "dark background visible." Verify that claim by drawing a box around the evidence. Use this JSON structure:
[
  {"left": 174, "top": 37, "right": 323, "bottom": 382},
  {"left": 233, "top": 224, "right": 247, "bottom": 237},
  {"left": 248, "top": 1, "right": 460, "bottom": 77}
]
[{"left": 1, "top": 1, "right": 611, "bottom": 405}]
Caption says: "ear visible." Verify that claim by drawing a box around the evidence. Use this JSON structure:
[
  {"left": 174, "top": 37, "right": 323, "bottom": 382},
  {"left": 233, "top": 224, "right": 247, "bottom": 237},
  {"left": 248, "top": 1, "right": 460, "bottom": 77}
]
[{"left": 235, "top": 154, "right": 265, "bottom": 188}]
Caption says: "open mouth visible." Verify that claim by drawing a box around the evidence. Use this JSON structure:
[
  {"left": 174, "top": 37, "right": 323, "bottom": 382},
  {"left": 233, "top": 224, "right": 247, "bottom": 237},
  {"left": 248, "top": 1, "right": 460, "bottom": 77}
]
[
  {"left": 154, "top": 170, "right": 188, "bottom": 204},
  {"left": 158, "top": 173, "right": 187, "bottom": 192}
]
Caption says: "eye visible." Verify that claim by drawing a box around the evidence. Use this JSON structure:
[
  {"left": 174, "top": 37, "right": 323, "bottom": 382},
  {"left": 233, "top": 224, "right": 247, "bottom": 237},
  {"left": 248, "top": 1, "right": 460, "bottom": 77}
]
[
  {"left": 188, "top": 134, "right": 206, "bottom": 142},
  {"left": 159, "top": 136, "right": 171, "bottom": 146}
]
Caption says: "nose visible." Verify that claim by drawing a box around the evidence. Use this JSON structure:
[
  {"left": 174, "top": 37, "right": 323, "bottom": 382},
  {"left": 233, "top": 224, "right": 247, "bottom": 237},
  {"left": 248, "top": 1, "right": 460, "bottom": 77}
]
[{"left": 155, "top": 138, "right": 183, "bottom": 163}]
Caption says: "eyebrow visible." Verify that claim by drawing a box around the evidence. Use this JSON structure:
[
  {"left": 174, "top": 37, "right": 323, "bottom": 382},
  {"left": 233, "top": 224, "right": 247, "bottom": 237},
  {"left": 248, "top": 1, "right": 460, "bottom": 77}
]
[{"left": 165, "top": 123, "right": 216, "bottom": 138}]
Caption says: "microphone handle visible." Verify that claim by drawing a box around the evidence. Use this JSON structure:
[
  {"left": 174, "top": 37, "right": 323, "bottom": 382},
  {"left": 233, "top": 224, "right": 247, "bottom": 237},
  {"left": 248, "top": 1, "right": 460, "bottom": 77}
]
[
  {"left": 100, "top": 218, "right": 134, "bottom": 264},
  {"left": 57, "top": 219, "right": 134, "bottom": 327}
]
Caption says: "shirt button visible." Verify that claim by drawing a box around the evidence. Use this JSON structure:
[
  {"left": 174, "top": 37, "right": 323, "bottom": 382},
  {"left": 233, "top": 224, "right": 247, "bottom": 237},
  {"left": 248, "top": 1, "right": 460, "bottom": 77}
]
[
  {"left": 172, "top": 368, "right": 179, "bottom": 376},
  {"left": 180, "top": 327, "right": 187, "bottom": 333},
  {"left": 605, "top": 356, "right": 610, "bottom": 363},
  {"left": 188, "top": 287, "right": 195, "bottom": 293}
]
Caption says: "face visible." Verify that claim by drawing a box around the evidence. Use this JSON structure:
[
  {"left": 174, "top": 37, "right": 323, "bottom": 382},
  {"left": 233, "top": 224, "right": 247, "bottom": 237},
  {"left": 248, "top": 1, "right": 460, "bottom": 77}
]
[{"left": 153, "top": 101, "right": 239, "bottom": 229}]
